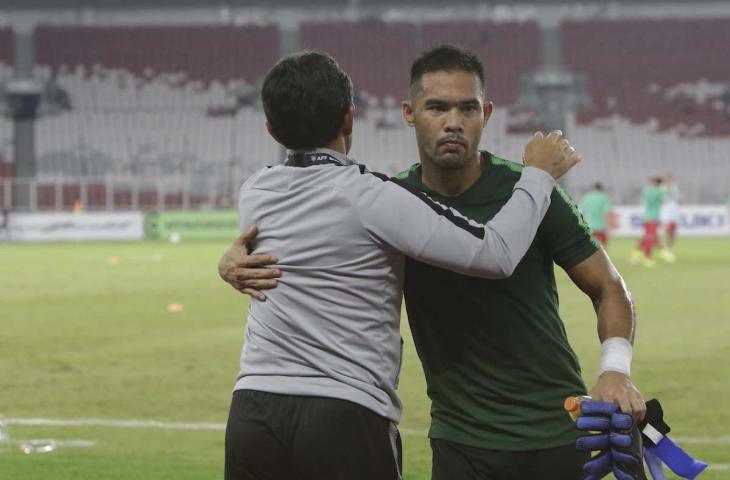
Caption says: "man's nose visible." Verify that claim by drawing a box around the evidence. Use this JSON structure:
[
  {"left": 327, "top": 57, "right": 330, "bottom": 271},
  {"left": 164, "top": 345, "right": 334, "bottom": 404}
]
[{"left": 444, "top": 109, "right": 464, "bottom": 133}]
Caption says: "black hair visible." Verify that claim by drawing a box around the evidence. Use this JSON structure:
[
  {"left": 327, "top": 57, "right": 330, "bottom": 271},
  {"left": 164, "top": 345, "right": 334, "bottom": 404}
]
[
  {"left": 261, "top": 50, "right": 353, "bottom": 150},
  {"left": 594, "top": 182, "right": 604, "bottom": 191},
  {"left": 410, "top": 44, "right": 485, "bottom": 92}
]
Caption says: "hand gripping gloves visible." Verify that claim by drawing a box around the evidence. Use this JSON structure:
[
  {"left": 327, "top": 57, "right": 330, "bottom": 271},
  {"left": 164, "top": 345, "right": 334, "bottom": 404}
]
[{"left": 573, "top": 398, "right": 708, "bottom": 480}]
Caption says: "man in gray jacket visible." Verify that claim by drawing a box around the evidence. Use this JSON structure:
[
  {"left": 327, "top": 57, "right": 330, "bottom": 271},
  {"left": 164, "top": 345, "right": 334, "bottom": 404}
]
[{"left": 223, "top": 50, "right": 580, "bottom": 480}]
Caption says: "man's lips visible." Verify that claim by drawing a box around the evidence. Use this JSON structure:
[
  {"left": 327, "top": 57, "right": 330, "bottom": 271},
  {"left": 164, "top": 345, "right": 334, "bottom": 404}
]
[{"left": 438, "top": 138, "right": 467, "bottom": 148}]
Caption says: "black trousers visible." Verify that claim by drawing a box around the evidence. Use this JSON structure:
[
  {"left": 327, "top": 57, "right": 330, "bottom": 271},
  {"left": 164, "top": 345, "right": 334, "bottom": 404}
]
[
  {"left": 225, "top": 389, "right": 402, "bottom": 480},
  {"left": 431, "top": 437, "right": 588, "bottom": 480}
]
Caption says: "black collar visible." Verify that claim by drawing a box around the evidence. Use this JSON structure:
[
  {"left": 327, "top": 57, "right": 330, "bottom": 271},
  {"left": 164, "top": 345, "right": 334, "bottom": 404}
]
[{"left": 284, "top": 149, "right": 356, "bottom": 168}]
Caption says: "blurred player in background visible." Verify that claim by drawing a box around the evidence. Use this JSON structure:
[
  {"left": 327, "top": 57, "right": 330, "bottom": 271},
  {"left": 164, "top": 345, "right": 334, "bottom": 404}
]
[
  {"left": 630, "top": 176, "right": 665, "bottom": 268},
  {"left": 659, "top": 174, "right": 679, "bottom": 263},
  {"left": 222, "top": 45, "right": 645, "bottom": 480},
  {"left": 579, "top": 182, "right": 612, "bottom": 247}
]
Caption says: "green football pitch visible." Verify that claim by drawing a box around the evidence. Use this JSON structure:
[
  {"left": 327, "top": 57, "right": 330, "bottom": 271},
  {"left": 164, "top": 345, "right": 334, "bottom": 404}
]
[{"left": 1, "top": 238, "right": 729, "bottom": 479}]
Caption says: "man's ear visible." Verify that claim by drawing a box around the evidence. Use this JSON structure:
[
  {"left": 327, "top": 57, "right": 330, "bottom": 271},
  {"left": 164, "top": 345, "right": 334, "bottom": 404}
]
[
  {"left": 402, "top": 100, "right": 415, "bottom": 127},
  {"left": 482, "top": 101, "right": 494, "bottom": 128},
  {"left": 266, "top": 120, "right": 284, "bottom": 145},
  {"left": 341, "top": 104, "right": 355, "bottom": 136}
]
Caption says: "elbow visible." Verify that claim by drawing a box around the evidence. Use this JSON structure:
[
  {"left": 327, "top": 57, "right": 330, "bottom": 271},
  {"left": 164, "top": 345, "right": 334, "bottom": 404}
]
[
  {"left": 492, "top": 244, "right": 520, "bottom": 278},
  {"left": 494, "top": 257, "right": 518, "bottom": 279}
]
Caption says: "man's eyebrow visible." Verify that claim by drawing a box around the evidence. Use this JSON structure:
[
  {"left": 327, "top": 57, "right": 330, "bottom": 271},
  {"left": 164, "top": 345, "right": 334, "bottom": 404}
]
[
  {"left": 423, "top": 98, "right": 481, "bottom": 107},
  {"left": 423, "top": 98, "right": 449, "bottom": 106}
]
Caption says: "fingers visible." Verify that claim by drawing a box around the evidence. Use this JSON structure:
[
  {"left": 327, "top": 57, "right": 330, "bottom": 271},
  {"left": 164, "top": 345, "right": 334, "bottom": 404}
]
[
  {"left": 237, "top": 254, "right": 279, "bottom": 269},
  {"left": 613, "top": 465, "right": 639, "bottom": 480},
  {"left": 577, "top": 416, "right": 611, "bottom": 432},
  {"left": 228, "top": 266, "right": 281, "bottom": 279},
  {"left": 609, "top": 432, "right": 633, "bottom": 449},
  {"left": 583, "top": 474, "right": 609, "bottom": 480},
  {"left": 236, "top": 224, "right": 259, "bottom": 247},
  {"left": 234, "top": 278, "right": 278, "bottom": 290},
  {"left": 564, "top": 148, "right": 579, "bottom": 167},
  {"left": 569, "top": 151, "right": 582, "bottom": 167},
  {"left": 630, "top": 390, "right": 647, "bottom": 423},
  {"left": 522, "top": 129, "right": 581, "bottom": 180},
  {"left": 582, "top": 449, "right": 612, "bottom": 474},
  {"left": 590, "top": 373, "right": 646, "bottom": 423},
  {"left": 238, "top": 287, "right": 267, "bottom": 301},
  {"left": 615, "top": 397, "right": 634, "bottom": 421},
  {"left": 611, "top": 444, "right": 639, "bottom": 466},
  {"left": 581, "top": 401, "right": 619, "bottom": 416},
  {"left": 546, "top": 129, "right": 563, "bottom": 142},
  {"left": 576, "top": 433, "right": 610, "bottom": 451},
  {"left": 615, "top": 393, "right": 645, "bottom": 424},
  {"left": 611, "top": 413, "right": 634, "bottom": 431}
]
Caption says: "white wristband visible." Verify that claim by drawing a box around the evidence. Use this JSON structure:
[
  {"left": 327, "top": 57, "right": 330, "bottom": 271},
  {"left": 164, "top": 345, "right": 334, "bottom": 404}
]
[{"left": 599, "top": 337, "right": 632, "bottom": 377}]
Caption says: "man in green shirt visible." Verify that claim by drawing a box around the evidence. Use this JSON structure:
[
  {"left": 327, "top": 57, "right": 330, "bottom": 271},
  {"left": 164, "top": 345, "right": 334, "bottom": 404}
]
[
  {"left": 630, "top": 177, "right": 665, "bottom": 268},
  {"left": 221, "top": 45, "right": 645, "bottom": 479},
  {"left": 580, "top": 183, "right": 612, "bottom": 247}
]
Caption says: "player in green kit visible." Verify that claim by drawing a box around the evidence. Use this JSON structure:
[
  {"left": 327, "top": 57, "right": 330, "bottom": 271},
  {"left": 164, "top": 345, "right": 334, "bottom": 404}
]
[
  {"left": 630, "top": 176, "right": 666, "bottom": 268},
  {"left": 395, "top": 47, "right": 643, "bottom": 476},
  {"left": 580, "top": 183, "right": 612, "bottom": 247}
]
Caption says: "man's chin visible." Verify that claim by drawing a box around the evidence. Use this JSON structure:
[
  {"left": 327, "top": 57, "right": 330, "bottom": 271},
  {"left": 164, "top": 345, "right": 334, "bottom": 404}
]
[{"left": 432, "top": 153, "right": 471, "bottom": 169}]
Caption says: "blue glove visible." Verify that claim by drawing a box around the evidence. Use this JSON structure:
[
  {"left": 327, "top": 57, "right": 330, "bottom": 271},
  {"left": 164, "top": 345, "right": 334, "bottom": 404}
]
[
  {"left": 610, "top": 424, "right": 648, "bottom": 480},
  {"left": 577, "top": 401, "right": 618, "bottom": 479},
  {"left": 576, "top": 401, "right": 647, "bottom": 480}
]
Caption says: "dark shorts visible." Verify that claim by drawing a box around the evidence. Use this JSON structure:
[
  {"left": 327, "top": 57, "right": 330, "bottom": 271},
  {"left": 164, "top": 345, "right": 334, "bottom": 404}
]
[
  {"left": 431, "top": 437, "right": 588, "bottom": 480},
  {"left": 225, "top": 389, "right": 402, "bottom": 480}
]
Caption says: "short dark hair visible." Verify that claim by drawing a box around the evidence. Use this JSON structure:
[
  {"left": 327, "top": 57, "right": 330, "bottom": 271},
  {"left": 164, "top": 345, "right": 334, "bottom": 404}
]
[
  {"left": 410, "top": 44, "right": 485, "bottom": 93},
  {"left": 261, "top": 51, "right": 353, "bottom": 150}
]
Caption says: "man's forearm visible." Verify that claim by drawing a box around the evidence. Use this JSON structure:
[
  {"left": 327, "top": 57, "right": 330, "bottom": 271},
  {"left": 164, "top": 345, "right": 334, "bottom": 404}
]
[{"left": 594, "top": 277, "right": 635, "bottom": 343}]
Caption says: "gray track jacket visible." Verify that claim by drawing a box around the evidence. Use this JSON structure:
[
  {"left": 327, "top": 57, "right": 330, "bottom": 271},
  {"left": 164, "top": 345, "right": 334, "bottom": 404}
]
[{"left": 233, "top": 148, "right": 555, "bottom": 423}]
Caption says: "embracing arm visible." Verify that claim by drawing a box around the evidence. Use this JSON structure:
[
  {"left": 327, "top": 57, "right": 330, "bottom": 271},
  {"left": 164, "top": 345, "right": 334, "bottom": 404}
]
[{"left": 218, "top": 225, "right": 280, "bottom": 301}]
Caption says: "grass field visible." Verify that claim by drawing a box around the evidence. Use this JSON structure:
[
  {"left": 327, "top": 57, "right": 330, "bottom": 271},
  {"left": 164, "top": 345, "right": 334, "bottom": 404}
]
[{"left": 1, "top": 237, "right": 729, "bottom": 479}]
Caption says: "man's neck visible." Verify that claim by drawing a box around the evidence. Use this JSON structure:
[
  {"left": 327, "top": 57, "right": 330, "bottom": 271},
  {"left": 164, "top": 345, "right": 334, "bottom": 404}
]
[
  {"left": 420, "top": 153, "right": 484, "bottom": 197},
  {"left": 325, "top": 136, "right": 347, "bottom": 155}
]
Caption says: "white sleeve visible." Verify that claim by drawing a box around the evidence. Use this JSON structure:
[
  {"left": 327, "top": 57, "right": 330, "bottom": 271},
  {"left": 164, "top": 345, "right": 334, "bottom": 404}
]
[{"left": 345, "top": 166, "right": 555, "bottom": 278}]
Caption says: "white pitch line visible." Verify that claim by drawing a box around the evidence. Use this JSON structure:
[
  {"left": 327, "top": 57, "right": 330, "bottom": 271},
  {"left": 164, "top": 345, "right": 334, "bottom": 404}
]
[
  {"left": 14, "top": 439, "right": 97, "bottom": 448},
  {"left": 9, "top": 418, "right": 431, "bottom": 435},
  {"left": 7, "top": 419, "right": 730, "bottom": 445},
  {"left": 8, "top": 418, "right": 225, "bottom": 431}
]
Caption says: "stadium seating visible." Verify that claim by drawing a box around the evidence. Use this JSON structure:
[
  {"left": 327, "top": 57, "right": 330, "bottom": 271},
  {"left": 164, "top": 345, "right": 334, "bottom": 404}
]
[
  {"left": 29, "top": 25, "right": 282, "bottom": 210},
  {"left": 559, "top": 18, "right": 730, "bottom": 201},
  {"left": 562, "top": 18, "right": 730, "bottom": 135},
  {"left": 3, "top": 19, "right": 724, "bottom": 210},
  {"left": 300, "top": 20, "right": 540, "bottom": 105},
  {"left": 35, "top": 25, "right": 278, "bottom": 85}
]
